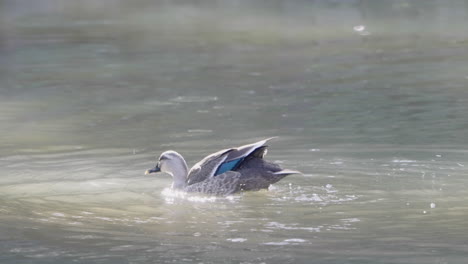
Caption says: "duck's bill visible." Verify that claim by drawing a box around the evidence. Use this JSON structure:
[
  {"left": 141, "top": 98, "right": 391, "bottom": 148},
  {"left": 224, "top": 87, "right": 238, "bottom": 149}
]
[{"left": 145, "top": 166, "right": 160, "bottom": 175}]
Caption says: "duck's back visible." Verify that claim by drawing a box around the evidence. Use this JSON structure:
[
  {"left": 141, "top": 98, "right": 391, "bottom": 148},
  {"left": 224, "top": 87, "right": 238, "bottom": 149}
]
[
  {"left": 184, "top": 155, "right": 297, "bottom": 195},
  {"left": 186, "top": 138, "right": 274, "bottom": 186}
]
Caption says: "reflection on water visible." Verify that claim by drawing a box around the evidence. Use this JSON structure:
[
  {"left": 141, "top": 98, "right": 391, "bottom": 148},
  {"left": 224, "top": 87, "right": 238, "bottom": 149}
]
[{"left": 2, "top": 0, "right": 468, "bottom": 263}]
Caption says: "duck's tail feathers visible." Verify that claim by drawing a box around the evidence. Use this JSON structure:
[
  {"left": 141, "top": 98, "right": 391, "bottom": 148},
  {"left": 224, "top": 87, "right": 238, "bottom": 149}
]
[{"left": 267, "top": 169, "right": 301, "bottom": 184}]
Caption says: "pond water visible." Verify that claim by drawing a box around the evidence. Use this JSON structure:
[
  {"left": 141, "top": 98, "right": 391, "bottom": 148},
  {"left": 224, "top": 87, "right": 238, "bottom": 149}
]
[{"left": 1, "top": 1, "right": 468, "bottom": 263}]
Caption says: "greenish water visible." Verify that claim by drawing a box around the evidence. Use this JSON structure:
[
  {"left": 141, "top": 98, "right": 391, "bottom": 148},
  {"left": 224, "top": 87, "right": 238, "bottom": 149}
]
[{"left": 1, "top": 1, "right": 468, "bottom": 263}]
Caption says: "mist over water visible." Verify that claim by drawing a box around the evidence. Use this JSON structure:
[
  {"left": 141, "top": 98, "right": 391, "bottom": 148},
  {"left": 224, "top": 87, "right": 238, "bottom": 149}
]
[{"left": 1, "top": 1, "right": 468, "bottom": 263}]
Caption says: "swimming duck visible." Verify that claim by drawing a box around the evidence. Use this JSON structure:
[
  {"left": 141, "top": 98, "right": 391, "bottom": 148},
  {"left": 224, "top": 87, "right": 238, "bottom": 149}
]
[{"left": 145, "top": 137, "right": 299, "bottom": 195}]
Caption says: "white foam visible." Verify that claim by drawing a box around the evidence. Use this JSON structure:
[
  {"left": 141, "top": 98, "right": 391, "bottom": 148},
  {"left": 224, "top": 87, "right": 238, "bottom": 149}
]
[
  {"left": 161, "top": 188, "right": 219, "bottom": 203},
  {"left": 51, "top": 212, "right": 65, "bottom": 217},
  {"left": 227, "top": 238, "right": 247, "bottom": 243},
  {"left": 265, "top": 222, "right": 321, "bottom": 232},
  {"left": 170, "top": 96, "right": 218, "bottom": 103},
  {"left": 392, "top": 159, "right": 416, "bottom": 163},
  {"left": 264, "top": 238, "right": 307, "bottom": 246},
  {"left": 284, "top": 238, "right": 307, "bottom": 243},
  {"left": 341, "top": 218, "right": 361, "bottom": 223}
]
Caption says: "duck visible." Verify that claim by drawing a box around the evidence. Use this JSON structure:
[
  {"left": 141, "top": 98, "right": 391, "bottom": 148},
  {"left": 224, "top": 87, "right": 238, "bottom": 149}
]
[{"left": 145, "top": 137, "right": 300, "bottom": 196}]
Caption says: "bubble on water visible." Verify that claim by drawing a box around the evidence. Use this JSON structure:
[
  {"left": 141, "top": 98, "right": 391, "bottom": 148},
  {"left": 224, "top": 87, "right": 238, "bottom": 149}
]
[
  {"left": 353, "top": 25, "right": 366, "bottom": 32},
  {"left": 430, "top": 202, "right": 436, "bottom": 209},
  {"left": 435, "top": 154, "right": 442, "bottom": 158},
  {"left": 423, "top": 210, "right": 427, "bottom": 214},
  {"left": 353, "top": 25, "right": 371, "bottom": 36}
]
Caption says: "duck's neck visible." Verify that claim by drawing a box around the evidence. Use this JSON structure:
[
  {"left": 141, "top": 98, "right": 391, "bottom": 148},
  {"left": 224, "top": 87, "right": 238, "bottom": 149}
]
[{"left": 170, "top": 159, "right": 189, "bottom": 190}]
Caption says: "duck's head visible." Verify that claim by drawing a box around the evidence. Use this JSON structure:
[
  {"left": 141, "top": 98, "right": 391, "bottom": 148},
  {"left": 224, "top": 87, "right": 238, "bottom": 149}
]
[
  {"left": 145, "top": 150, "right": 186, "bottom": 176},
  {"left": 146, "top": 151, "right": 190, "bottom": 189},
  {"left": 145, "top": 150, "right": 189, "bottom": 189}
]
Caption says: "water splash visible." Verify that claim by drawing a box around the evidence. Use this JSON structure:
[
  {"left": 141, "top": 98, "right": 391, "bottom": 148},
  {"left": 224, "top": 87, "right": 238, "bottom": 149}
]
[
  {"left": 263, "top": 238, "right": 308, "bottom": 246},
  {"left": 271, "top": 183, "right": 359, "bottom": 206},
  {"left": 161, "top": 188, "right": 238, "bottom": 203}
]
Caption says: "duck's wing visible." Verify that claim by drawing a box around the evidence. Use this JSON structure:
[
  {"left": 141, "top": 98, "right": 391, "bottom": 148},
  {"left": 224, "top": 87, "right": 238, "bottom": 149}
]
[
  {"left": 185, "top": 171, "right": 242, "bottom": 195},
  {"left": 186, "top": 137, "right": 276, "bottom": 186}
]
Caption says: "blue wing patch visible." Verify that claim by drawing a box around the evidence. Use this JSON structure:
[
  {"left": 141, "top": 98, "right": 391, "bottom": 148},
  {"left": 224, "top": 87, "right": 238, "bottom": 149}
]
[{"left": 215, "top": 158, "right": 243, "bottom": 176}]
